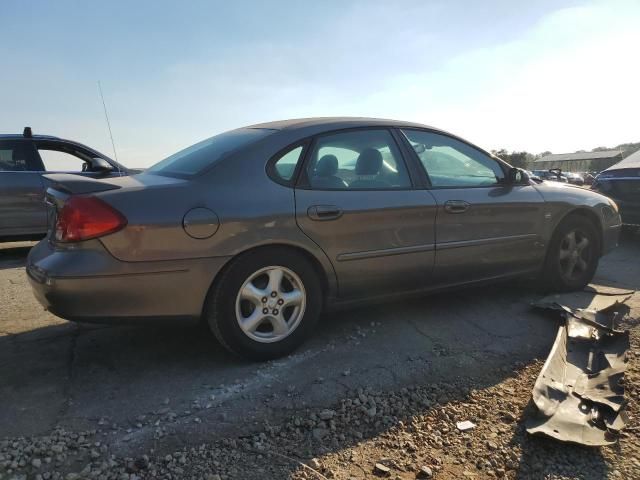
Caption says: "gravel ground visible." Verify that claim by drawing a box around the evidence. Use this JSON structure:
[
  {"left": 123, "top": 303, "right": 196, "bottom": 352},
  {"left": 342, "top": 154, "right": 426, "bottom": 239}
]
[
  {"left": 1, "top": 238, "right": 639, "bottom": 480},
  {"left": 1, "top": 336, "right": 638, "bottom": 480}
]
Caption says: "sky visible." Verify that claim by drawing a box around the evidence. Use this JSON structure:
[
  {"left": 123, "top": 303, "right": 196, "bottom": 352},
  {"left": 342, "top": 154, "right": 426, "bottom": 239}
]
[{"left": 1, "top": 0, "right": 639, "bottom": 167}]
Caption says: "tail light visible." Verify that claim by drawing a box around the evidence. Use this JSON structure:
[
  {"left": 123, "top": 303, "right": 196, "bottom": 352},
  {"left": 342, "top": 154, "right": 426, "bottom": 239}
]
[{"left": 55, "top": 196, "right": 127, "bottom": 242}]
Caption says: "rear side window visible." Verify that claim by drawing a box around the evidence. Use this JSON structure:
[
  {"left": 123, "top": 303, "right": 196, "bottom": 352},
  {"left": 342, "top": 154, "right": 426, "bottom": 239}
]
[
  {"left": 272, "top": 145, "right": 304, "bottom": 182},
  {"left": 147, "top": 128, "right": 274, "bottom": 176},
  {"left": 0, "top": 140, "right": 41, "bottom": 171},
  {"left": 305, "top": 129, "right": 411, "bottom": 190}
]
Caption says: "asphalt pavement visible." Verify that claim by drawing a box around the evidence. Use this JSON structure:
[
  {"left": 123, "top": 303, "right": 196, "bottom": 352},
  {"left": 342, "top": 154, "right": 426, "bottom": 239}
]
[{"left": 1, "top": 236, "right": 638, "bottom": 459}]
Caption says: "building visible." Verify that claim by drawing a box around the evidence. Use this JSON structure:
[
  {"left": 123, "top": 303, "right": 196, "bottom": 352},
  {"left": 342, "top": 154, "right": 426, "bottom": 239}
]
[{"left": 533, "top": 150, "right": 623, "bottom": 173}]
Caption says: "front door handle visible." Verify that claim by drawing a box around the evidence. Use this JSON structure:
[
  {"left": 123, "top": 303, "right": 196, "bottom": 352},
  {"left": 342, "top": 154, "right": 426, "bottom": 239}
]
[
  {"left": 307, "top": 205, "right": 343, "bottom": 221},
  {"left": 443, "top": 200, "right": 470, "bottom": 214}
]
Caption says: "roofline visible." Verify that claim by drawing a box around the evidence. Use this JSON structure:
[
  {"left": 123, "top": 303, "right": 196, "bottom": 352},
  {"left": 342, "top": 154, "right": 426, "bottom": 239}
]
[
  {"left": 246, "top": 116, "right": 441, "bottom": 131},
  {"left": 0, "top": 134, "right": 61, "bottom": 140}
]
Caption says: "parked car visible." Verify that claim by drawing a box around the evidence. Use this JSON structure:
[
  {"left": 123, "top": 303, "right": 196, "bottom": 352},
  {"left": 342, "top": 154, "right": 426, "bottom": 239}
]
[
  {"left": 27, "top": 118, "right": 622, "bottom": 360},
  {"left": 525, "top": 170, "right": 541, "bottom": 182},
  {"left": 0, "top": 128, "right": 137, "bottom": 241},
  {"left": 532, "top": 169, "right": 569, "bottom": 183},
  {"left": 592, "top": 150, "right": 640, "bottom": 228},
  {"left": 565, "top": 172, "right": 585, "bottom": 186},
  {"left": 581, "top": 172, "right": 596, "bottom": 186}
]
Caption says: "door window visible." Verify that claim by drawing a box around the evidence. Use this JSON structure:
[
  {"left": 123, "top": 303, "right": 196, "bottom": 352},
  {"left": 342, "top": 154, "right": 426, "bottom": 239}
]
[
  {"left": 402, "top": 129, "right": 504, "bottom": 187},
  {"left": 38, "top": 148, "right": 89, "bottom": 172},
  {"left": 0, "top": 141, "right": 41, "bottom": 171},
  {"left": 306, "top": 129, "right": 411, "bottom": 190}
]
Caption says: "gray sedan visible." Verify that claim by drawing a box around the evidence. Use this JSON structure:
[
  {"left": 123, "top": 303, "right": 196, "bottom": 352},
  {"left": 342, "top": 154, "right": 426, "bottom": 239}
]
[{"left": 27, "top": 118, "right": 622, "bottom": 360}]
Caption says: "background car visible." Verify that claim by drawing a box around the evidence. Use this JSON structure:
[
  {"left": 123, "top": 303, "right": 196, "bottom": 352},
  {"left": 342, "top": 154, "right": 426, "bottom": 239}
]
[
  {"left": 531, "top": 169, "right": 568, "bottom": 183},
  {"left": 525, "top": 170, "right": 541, "bottom": 182},
  {"left": 592, "top": 150, "right": 640, "bottom": 228},
  {"left": 0, "top": 127, "right": 137, "bottom": 241},
  {"left": 27, "top": 118, "right": 622, "bottom": 360},
  {"left": 581, "top": 172, "right": 596, "bottom": 186},
  {"left": 565, "top": 172, "right": 585, "bottom": 186}
]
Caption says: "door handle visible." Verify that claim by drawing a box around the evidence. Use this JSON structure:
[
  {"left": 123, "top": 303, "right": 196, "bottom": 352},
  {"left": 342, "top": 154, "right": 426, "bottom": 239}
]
[
  {"left": 307, "top": 205, "right": 343, "bottom": 221},
  {"left": 443, "top": 200, "right": 470, "bottom": 214}
]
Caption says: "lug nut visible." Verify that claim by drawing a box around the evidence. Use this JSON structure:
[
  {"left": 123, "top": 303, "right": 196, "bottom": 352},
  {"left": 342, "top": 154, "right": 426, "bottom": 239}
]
[
  {"left": 272, "top": 309, "right": 279, "bottom": 315},
  {"left": 261, "top": 297, "right": 267, "bottom": 303},
  {"left": 262, "top": 308, "right": 269, "bottom": 314},
  {"left": 277, "top": 299, "right": 284, "bottom": 305},
  {"left": 270, "top": 291, "right": 277, "bottom": 297}
]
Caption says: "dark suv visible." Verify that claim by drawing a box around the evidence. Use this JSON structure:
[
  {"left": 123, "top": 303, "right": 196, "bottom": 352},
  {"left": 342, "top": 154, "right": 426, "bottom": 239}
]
[
  {"left": 0, "top": 128, "right": 136, "bottom": 241},
  {"left": 592, "top": 151, "right": 640, "bottom": 228}
]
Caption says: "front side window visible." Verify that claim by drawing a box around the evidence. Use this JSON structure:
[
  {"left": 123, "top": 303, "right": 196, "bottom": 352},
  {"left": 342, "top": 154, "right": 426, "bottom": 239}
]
[
  {"left": 38, "top": 148, "right": 88, "bottom": 172},
  {"left": 306, "top": 129, "right": 411, "bottom": 190},
  {"left": 147, "top": 128, "right": 274, "bottom": 177},
  {"left": 0, "top": 140, "right": 40, "bottom": 171},
  {"left": 402, "top": 129, "right": 504, "bottom": 188}
]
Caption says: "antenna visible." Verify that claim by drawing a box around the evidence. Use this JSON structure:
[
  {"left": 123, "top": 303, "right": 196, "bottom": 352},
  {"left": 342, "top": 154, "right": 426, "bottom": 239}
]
[{"left": 98, "top": 81, "right": 123, "bottom": 176}]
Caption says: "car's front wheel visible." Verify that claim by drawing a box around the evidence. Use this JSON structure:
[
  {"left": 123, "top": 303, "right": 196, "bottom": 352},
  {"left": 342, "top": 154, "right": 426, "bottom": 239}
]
[
  {"left": 542, "top": 215, "right": 600, "bottom": 291},
  {"left": 204, "top": 248, "right": 322, "bottom": 361}
]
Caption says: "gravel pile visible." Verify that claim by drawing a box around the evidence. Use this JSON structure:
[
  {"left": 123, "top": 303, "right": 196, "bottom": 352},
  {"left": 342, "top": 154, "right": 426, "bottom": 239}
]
[{"left": 2, "top": 321, "right": 638, "bottom": 480}]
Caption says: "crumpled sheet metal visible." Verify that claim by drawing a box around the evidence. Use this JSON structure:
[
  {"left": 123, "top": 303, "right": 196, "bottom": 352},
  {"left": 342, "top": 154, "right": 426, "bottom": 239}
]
[{"left": 527, "top": 292, "right": 632, "bottom": 446}]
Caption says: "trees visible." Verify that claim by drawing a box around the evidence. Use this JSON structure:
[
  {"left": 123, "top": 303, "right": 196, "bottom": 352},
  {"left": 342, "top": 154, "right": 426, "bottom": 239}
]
[{"left": 491, "top": 149, "right": 535, "bottom": 169}]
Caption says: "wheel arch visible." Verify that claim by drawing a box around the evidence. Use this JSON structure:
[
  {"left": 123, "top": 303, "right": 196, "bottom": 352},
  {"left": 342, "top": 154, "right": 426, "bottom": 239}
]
[
  {"left": 201, "top": 242, "right": 336, "bottom": 318},
  {"left": 553, "top": 207, "right": 604, "bottom": 257}
]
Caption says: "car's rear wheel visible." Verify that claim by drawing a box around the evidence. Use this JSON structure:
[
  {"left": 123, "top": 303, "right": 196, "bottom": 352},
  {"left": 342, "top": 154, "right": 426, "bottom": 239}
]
[
  {"left": 204, "top": 248, "right": 322, "bottom": 360},
  {"left": 542, "top": 215, "right": 600, "bottom": 291}
]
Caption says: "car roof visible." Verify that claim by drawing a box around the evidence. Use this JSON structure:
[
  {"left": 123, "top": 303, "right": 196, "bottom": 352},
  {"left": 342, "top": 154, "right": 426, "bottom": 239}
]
[
  {"left": 0, "top": 133, "right": 61, "bottom": 140},
  {"left": 247, "top": 116, "right": 439, "bottom": 131},
  {"left": 245, "top": 117, "right": 492, "bottom": 157},
  {"left": 604, "top": 149, "right": 640, "bottom": 171},
  {"left": 0, "top": 132, "right": 121, "bottom": 166}
]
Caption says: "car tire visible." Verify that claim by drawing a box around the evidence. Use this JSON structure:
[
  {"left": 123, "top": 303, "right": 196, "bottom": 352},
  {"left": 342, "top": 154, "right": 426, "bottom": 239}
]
[
  {"left": 542, "top": 215, "right": 600, "bottom": 292},
  {"left": 204, "top": 247, "right": 323, "bottom": 361}
]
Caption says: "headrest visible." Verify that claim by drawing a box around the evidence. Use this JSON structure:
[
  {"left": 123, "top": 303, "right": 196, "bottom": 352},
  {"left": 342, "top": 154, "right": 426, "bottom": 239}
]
[
  {"left": 316, "top": 154, "right": 338, "bottom": 176},
  {"left": 355, "top": 148, "right": 383, "bottom": 175}
]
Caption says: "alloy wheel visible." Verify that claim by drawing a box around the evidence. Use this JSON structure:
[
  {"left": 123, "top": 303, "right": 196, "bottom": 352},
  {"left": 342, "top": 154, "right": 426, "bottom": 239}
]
[
  {"left": 558, "top": 229, "right": 592, "bottom": 282},
  {"left": 235, "top": 266, "right": 307, "bottom": 343}
]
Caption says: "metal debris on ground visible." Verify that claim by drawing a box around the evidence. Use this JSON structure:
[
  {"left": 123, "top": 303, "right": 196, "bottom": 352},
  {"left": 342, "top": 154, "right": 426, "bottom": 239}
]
[
  {"left": 455, "top": 420, "right": 476, "bottom": 432},
  {"left": 527, "top": 287, "right": 633, "bottom": 446}
]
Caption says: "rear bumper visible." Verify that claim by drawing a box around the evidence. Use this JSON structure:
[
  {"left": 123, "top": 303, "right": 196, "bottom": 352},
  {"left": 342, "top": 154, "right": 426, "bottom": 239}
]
[{"left": 27, "top": 239, "right": 231, "bottom": 322}]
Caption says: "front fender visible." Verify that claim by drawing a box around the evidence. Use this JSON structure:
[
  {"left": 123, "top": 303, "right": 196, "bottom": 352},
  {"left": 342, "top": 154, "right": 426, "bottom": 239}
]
[{"left": 533, "top": 182, "right": 622, "bottom": 255}]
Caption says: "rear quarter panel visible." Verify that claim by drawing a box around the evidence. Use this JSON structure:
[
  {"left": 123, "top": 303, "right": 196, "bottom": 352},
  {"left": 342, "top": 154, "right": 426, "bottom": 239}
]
[{"left": 97, "top": 140, "right": 337, "bottom": 292}]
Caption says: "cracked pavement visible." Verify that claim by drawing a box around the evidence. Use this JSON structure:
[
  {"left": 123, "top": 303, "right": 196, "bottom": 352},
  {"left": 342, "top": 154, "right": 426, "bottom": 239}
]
[{"left": 1, "top": 238, "right": 638, "bottom": 462}]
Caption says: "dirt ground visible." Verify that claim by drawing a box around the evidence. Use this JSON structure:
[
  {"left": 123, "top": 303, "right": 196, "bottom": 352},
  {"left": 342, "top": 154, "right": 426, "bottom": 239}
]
[{"left": 0, "top": 235, "right": 638, "bottom": 479}]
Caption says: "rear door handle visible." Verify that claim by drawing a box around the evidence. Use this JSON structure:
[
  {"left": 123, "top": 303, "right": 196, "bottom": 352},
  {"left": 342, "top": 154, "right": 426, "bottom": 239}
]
[
  {"left": 307, "top": 205, "right": 343, "bottom": 221},
  {"left": 443, "top": 200, "right": 470, "bottom": 214}
]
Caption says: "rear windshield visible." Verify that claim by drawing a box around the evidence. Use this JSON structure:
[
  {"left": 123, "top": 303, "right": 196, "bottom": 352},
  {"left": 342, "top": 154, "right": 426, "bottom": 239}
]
[{"left": 146, "top": 128, "right": 273, "bottom": 176}]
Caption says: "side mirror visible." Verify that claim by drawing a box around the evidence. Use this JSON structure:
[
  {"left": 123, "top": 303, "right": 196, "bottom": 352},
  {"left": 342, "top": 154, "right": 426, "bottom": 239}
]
[
  {"left": 508, "top": 167, "right": 528, "bottom": 184},
  {"left": 90, "top": 157, "right": 114, "bottom": 174}
]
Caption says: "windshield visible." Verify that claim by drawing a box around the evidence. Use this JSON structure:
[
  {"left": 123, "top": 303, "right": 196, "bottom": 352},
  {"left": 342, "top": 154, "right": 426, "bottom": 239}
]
[{"left": 146, "top": 128, "right": 274, "bottom": 176}]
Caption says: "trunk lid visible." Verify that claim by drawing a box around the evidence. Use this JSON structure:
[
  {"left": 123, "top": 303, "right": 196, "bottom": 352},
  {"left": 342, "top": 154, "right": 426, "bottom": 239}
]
[{"left": 42, "top": 172, "right": 186, "bottom": 240}]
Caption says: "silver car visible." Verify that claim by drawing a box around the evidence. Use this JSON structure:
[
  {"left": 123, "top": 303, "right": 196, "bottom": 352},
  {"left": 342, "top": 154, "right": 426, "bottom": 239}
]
[
  {"left": 27, "top": 118, "right": 622, "bottom": 360},
  {"left": 0, "top": 128, "right": 133, "bottom": 241}
]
